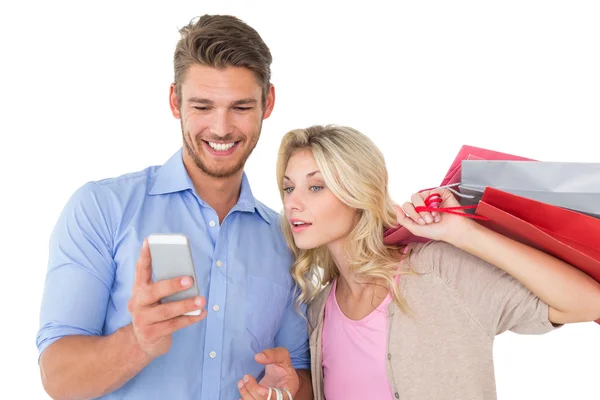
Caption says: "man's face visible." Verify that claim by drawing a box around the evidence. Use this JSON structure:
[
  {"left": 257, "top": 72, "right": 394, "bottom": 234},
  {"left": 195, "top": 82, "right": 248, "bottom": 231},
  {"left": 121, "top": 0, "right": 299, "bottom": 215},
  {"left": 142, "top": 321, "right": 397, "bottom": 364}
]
[{"left": 170, "top": 64, "right": 274, "bottom": 178}]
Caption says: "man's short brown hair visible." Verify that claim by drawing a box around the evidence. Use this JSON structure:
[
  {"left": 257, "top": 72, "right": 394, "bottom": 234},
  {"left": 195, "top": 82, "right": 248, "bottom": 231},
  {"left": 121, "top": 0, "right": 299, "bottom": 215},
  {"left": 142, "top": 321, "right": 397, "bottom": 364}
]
[{"left": 173, "top": 15, "right": 273, "bottom": 108}]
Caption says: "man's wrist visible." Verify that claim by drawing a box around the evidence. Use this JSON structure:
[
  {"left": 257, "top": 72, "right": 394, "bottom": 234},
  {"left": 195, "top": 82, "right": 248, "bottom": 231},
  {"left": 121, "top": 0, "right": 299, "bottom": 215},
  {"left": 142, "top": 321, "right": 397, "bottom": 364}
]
[
  {"left": 297, "top": 370, "right": 302, "bottom": 389},
  {"left": 118, "top": 324, "right": 154, "bottom": 366}
]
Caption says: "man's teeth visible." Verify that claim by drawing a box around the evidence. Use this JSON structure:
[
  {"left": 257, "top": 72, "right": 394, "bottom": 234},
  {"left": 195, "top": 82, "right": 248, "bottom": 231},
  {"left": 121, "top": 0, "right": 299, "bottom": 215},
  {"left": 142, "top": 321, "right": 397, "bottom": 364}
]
[{"left": 208, "top": 142, "right": 235, "bottom": 151}]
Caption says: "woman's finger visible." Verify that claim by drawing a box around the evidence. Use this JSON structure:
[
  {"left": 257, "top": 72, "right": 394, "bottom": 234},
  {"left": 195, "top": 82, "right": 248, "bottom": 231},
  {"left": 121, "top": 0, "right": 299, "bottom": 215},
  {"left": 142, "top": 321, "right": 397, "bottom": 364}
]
[
  {"left": 394, "top": 204, "right": 421, "bottom": 231},
  {"left": 421, "top": 191, "right": 443, "bottom": 222},
  {"left": 411, "top": 193, "right": 433, "bottom": 224}
]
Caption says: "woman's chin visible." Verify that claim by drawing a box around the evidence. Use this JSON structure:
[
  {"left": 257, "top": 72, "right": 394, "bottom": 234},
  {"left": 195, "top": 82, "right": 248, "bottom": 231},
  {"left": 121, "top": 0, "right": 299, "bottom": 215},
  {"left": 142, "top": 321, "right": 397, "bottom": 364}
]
[{"left": 293, "top": 237, "right": 323, "bottom": 251}]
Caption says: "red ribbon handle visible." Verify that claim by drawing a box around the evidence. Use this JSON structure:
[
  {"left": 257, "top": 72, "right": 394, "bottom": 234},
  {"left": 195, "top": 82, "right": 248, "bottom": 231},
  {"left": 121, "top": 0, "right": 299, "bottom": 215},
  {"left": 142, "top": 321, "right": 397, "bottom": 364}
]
[{"left": 414, "top": 192, "right": 490, "bottom": 221}]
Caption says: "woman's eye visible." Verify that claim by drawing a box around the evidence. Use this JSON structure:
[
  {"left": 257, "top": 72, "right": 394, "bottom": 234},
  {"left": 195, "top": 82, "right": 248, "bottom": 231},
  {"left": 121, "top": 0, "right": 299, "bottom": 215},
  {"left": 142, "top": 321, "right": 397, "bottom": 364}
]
[
  {"left": 283, "top": 187, "right": 294, "bottom": 194},
  {"left": 310, "top": 186, "right": 323, "bottom": 192}
]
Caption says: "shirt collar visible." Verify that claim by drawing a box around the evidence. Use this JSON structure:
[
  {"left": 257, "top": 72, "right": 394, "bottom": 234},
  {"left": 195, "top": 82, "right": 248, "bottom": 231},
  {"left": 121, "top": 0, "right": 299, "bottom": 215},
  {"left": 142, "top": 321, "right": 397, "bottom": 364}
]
[
  {"left": 149, "top": 148, "right": 194, "bottom": 195},
  {"left": 233, "top": 174, "right": 272, "bottom": 224},
  {"left": 149, "top": 148, "right": 271, "bottom": 224}
]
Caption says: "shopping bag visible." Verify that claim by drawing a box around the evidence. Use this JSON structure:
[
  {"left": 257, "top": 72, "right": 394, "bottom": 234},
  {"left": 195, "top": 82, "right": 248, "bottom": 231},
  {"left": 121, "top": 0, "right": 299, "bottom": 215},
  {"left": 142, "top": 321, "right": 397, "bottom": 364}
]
[
  {"left": 461, "top": 160, "right": 600, "bottom": 193},
  {"left": 459, "top": 185, "right": 600, "bottom": 218},
  {"left": 475, "top": 187, "right": 600, "bottom": 324},
  {"left": 384, "top": 145, "right": 533, "bottom": 245},
  {"left": 459, "top": 160, "right": 600, "bottom": 218}
]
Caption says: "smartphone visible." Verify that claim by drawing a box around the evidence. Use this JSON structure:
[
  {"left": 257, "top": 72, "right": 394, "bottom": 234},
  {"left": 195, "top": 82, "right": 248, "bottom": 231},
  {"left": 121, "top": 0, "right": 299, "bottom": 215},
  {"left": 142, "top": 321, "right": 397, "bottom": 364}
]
[{"left": 147, "top": 233, "right": 201, "bottom": 316}]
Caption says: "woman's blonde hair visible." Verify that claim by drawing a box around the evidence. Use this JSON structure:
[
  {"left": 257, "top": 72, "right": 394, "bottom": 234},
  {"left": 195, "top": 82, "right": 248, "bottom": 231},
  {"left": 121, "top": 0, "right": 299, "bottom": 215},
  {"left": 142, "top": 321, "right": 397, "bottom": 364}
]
[{"left": 276, "top": 124, "right": 412, "bottom": 311}]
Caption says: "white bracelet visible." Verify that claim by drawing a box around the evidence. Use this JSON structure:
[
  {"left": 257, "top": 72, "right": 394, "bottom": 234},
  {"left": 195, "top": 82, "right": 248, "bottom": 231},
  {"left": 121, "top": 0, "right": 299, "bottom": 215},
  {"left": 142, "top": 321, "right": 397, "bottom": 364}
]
[{"left": 267, "top": 387, "right": 292, "bottom": 400}]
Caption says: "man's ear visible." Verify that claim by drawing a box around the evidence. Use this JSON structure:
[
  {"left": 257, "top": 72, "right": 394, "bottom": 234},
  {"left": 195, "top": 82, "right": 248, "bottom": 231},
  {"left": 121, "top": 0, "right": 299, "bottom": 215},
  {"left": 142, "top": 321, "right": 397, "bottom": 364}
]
[
  {"left": 262, "top": 84, "right": 275, "bottom": 119},
  {"left": 169, "top": 83, "right": 181, "bottom": 119}
]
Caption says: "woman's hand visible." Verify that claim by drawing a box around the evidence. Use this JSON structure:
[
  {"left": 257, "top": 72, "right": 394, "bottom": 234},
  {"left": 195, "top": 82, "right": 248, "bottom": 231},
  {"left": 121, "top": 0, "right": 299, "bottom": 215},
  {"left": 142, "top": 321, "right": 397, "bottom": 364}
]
[{"left": 393, "top": 188, "right": 476, "bottom": 244}]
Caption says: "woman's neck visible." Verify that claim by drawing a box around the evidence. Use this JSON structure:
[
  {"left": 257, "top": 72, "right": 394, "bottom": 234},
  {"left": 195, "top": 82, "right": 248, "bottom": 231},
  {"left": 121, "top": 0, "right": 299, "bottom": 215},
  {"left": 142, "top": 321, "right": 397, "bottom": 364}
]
[{"left": 327, "top": 239, "right": 385, "bottom": 301}]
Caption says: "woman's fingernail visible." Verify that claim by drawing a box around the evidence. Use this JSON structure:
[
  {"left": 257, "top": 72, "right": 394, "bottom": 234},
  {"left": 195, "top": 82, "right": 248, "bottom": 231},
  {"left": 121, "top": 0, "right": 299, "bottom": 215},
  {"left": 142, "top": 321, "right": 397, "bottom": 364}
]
[
  {"left": 243, "top": 375, "right": 249, "bottom": 383},
  {"left": 237, "top": 380, "right": 243, "bottom": 389},
  {"left": 419, "top": 218, "right": 426, "bottom": 225},
  {"left": 425, "top": 215, "right": 433, "bottom": 223},
  {"left": 434, "top": 215, "right": 441, "bottom": 223},
  {"left": 181, "top": 277, "right": 192, "bottom": 287}
]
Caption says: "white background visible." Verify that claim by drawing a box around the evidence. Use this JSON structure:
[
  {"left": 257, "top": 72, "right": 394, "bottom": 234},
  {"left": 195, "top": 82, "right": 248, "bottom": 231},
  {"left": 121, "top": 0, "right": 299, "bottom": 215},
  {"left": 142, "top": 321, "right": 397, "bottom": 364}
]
[{"left": 1, "top": 1, "right": 599, "bottom": 399}]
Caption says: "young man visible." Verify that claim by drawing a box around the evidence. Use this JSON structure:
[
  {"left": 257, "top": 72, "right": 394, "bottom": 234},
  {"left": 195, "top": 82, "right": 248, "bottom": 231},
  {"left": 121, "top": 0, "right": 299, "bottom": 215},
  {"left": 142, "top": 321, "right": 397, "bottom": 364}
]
[{"left": 37, "top": 15, "right": 311, "bottom": 400}]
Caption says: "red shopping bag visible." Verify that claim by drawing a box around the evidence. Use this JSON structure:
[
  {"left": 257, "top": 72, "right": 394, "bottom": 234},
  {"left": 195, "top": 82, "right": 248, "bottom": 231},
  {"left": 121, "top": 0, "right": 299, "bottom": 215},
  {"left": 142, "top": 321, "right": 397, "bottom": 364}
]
[
  {"left": 476, "top": 187, "right": 600, "bottom": 324},
  {"left": 384, "top": 145, "right": 533, "bottom": 246}
]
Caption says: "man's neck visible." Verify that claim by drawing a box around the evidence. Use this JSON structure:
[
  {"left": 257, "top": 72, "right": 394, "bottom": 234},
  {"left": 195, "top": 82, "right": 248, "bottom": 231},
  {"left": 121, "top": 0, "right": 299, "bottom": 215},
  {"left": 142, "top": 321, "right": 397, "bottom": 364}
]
[{"left": 183, "top": 157, "right": 244, "bottom": 223}]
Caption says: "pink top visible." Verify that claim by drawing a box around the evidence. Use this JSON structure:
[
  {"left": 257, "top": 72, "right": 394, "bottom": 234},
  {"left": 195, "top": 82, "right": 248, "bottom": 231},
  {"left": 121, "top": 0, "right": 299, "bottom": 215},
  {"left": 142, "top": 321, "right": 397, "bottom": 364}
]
[{"left": 321, "top": 278, "right": 395, "bottom": 400}]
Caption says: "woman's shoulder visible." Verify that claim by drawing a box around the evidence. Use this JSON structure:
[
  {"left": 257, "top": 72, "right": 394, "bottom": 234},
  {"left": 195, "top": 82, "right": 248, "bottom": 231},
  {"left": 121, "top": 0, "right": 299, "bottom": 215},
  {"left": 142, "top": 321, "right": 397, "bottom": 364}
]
[
  {"left": 401, "top": 240, "right": 460, "bottom": 274},
  {"left": 403, "top": 239, "right": 516, "bottom": 297}
]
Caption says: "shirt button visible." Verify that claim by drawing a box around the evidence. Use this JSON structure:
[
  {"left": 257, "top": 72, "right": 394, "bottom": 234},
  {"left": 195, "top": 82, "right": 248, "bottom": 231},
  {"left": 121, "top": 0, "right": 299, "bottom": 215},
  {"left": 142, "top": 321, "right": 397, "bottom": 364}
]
[
  {"left": 212, "top": 304, "right": 220, "bottom": 312},
  {"left": 216, "top": 260, "right": 223, "bottom": 268},
  {"left": 394, "top": 393, "right": 399, "bottom": 399},
  {"left": 209, "top": 351, "right": 216, "bottom": 359},
  {"left": 209, "top": 220, "right": 216, "bottom": 227}
]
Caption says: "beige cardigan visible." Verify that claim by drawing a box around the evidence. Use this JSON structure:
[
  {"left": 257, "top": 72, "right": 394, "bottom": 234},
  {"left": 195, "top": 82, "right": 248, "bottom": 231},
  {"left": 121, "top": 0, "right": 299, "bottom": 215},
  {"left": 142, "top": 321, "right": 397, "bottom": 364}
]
[{"left": 307, "top": 241, "right": 558, "bottom": 400}]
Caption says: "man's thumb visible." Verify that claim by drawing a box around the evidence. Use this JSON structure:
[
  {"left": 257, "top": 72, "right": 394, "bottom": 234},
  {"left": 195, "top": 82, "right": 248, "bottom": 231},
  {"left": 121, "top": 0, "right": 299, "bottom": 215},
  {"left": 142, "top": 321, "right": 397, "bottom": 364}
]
[{"left": 255, "top": 347, "right": 291, "bottom": 365}]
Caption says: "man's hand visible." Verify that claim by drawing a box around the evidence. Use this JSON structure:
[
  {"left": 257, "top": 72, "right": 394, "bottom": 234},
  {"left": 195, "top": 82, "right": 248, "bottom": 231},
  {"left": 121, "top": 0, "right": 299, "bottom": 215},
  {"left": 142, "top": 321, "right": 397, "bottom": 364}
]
[
  {"left": 238, "top": 347, "right": 299, "bottom": 399},
  {"left": 127, "top": 239, "right": 207, "bottom": 359}
]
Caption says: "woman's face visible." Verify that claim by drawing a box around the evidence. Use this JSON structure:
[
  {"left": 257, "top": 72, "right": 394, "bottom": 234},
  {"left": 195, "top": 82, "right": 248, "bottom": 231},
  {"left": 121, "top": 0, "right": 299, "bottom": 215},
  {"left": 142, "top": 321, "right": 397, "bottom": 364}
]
[{"left": 282, "top": 149, "right": 359, "bottom": 250}]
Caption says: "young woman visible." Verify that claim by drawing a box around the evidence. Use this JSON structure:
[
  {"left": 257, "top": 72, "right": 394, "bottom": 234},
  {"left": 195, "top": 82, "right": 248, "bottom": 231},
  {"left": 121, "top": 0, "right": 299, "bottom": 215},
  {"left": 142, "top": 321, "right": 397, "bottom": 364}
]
[{"left": 276, "top": 125, "right": 600, "bottom": 400}]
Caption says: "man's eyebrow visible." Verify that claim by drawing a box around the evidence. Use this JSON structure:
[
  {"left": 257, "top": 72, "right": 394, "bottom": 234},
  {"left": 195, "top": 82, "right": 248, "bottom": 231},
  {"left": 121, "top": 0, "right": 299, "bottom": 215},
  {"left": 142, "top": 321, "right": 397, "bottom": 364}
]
[
  {"left": 188, "top": 97, "right": 213, "bottom": 105},
  {"left": 231, "top": 98, "right": 258, "bottom": 106},
  {"left": 187, "top": 98, "right": 258, "bottom": 106}
]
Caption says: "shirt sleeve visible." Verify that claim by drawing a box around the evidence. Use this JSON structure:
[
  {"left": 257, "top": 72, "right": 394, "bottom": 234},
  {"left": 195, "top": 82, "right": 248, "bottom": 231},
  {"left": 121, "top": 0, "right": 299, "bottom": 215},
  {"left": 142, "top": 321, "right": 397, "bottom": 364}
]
[
  {"left": 37, "top": 182, "right": 116, "bottom": 356},
  {"left": 274, "top": 285, "right": 311, "bottom": 371},
  {"left": 415, "top": 240, "right": 561, "bottom": 337}
]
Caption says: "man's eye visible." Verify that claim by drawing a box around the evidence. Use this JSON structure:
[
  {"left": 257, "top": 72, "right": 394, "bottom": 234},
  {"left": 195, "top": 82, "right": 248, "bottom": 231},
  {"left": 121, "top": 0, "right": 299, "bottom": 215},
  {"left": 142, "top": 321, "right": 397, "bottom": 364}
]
[
  {"left": 234, "top": 107, "right": 253, "bottom": 111},
  {"left": 193, "top": 107, "right": 210, "bottom": 111}
]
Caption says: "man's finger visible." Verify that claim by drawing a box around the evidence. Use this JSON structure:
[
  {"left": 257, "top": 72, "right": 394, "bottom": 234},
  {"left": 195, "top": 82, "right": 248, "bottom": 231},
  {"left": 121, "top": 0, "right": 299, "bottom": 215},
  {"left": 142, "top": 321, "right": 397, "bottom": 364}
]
[
  {"left": 141, "top": 276, "right": 195, "bottom": 305},
  {"left": 239, "top": 375, "right": 268, "bottom": 399},
  {"left": 238, "top": 380, "right": 257, "bottom": 400},
  {"left": 144, "top": 296, "right": 206, "bottom": 324},
  {"left": 143, "top": 311, "right": 207, "bottom": 340},
  {"left": 255, "top": 347, "right": 291, "bottom": 366},
  {"left": 134, "top": 239, "right": 152, "bottom": 286}
]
